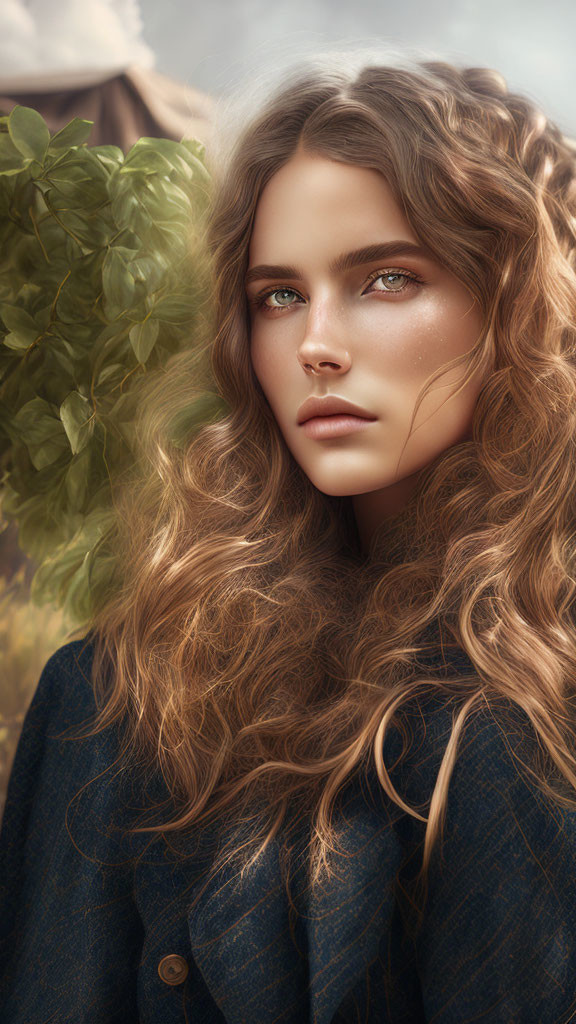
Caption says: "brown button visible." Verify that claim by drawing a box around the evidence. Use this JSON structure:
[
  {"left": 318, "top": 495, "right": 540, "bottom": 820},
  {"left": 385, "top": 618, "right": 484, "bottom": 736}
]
[{"left": 158, "top": 954, "right": 189, "bottom": 986}]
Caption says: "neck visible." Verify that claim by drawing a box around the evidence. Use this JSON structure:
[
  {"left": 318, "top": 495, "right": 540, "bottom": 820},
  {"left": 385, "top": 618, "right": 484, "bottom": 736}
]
[{"left": 352, "top": 470, "right": 422, "bottom": 553}]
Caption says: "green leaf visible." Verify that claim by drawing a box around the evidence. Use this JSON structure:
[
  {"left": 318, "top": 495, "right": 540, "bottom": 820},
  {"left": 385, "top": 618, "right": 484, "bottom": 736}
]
[
  {"left": 47, "top": 147, "right": 108, "bottom": 185},
  {"left": 16, "top": 282, "right": 44, "bottom": 306},
  {"left": 182, "top": 137, "right": 206, "bottom": 161},
  {"left": 109, "top": 184, "right": 153, "bottom": 243},
  {"left": 13, "top": 397, "right": 69, "bottom": 470},
  {"left": 129, "top": 318, "right": 160, "bottom": 364},
  {"left": 2, "top": 330, "right": 33, "bottom": 350},
  {"left": 60, "top": 390, "right": 94, "bottom": 454},
  {"left": 48, "top": 117, "right": 94, "bottom": 151},
  {"left": 121, "top": 147, "right": 174, "bottom": 175},
  {"left": 46, "top": 174, "right": 106, "bottom": 205},
  {"left": 93, "top": 145, "right": 124, "bottom": 169},
  {"left": 0, "top": 303, "right": 39, "bottom": 337},
  {"left": 96, "top": 363, "right": 124, "bottom": 386},
  {"left": 102, "top": 248, "right": 135, "bottom": 318},
  {"left": 0, "top": 164, "right": 32, "bottom": 178},
  {"left": 64, "top": 446, "right": 90, "bottom": 508},
  {"left": 128, "top": 253, "right": 168, "bottom": 292},
  {"left": 30, "top": 533, "right": 88, "bottom": 608},
  {"left": 9, "top": 106, "right": 50, "bottom": 163},
  {"left": 53, "top": 250, "right": 104, "bottom": 323},
  {"left": 62, "top": 549, "right": 93, "bottom": 618},
  {"left": 0, "top": 132, "right": 27, "bottom": 173},
  {"left": 151, "top": 294, "right": 196, "bottom": 323},
  {"left": 53, "top": 208, "right": 110, "bottom": 248}
]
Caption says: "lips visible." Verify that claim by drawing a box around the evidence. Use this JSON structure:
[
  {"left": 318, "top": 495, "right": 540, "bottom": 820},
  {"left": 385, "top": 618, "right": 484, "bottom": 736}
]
[{"left": 297, "top": 395, "right": 376, "bottom": 424}]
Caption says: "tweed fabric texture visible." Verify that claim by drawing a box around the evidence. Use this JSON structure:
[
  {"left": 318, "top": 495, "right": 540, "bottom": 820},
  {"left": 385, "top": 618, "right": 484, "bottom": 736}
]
[{"left": 1, "top": 638, "right": 576, "bottom": 1023}]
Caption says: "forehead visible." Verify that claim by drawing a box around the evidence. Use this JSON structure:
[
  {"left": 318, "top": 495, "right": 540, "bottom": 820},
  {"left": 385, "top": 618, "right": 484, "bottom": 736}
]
[{"left": 249, "top": 152, "right": 418, "bottom": 262}]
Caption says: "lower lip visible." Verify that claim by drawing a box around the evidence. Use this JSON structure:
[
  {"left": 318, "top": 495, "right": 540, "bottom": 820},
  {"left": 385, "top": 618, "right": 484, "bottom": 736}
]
[{"left": 300, "top": 414, "right": 376, "bottom": 439}]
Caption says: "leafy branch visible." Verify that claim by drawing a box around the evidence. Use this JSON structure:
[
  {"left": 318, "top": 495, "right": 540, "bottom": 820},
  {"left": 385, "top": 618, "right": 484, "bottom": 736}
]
[{"left": 0, "top": 106, "right": 222, "bottom": 626}]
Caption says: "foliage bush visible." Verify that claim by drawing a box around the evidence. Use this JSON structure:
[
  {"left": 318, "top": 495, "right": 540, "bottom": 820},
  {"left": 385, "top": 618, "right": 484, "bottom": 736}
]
[{"left": 0, "top": 106, "right": 224, "bottom": 629}]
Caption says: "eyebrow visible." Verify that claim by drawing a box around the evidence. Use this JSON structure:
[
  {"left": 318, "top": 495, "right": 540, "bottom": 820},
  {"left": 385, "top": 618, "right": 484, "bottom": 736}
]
[{"left": 244, "top": 240, "right": 433, "bottom": 287}]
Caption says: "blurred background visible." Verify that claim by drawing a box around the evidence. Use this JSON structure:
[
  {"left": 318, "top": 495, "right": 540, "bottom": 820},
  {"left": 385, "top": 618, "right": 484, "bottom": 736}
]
[
  {"left": 141, "top": 0, "right": 576, "bottom": 137},
  {"left": 1, "top": 0, "right": 575, "bottom": 144},
  {"left": 0, "top": 0, "right": 574, "bottom": 814}
]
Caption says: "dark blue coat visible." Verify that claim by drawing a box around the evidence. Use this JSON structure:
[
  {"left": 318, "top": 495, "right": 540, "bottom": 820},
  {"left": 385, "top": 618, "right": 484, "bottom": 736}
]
[{"left": 1, "top": 636, "right": 576, "bottom": 1023}]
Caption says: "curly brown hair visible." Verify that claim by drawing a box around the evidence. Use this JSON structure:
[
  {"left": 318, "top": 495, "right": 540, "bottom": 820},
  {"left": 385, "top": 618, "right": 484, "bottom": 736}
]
[{"left": 68, "top": 49, "right": 576, "bottom": 913}]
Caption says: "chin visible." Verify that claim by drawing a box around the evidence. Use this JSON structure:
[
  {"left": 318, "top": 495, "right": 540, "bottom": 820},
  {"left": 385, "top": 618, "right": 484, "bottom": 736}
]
[
  {"left": 313, "top": 484, "right": 355, "bottom": 497},
  {"left": 305, "top": 475, "right": 384, "bottom": 498}
]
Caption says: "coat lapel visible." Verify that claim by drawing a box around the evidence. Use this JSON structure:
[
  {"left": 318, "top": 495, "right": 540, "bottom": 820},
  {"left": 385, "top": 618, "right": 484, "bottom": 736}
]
[
  {"left": 187, "top": 637, "right": 475, "bottom": 1022},
  {"left": 187, "top": 770, "right": 408, "bottom": 1023},
  {"left": 187, "top": 823, "right": 310, "bottom": 1022}
]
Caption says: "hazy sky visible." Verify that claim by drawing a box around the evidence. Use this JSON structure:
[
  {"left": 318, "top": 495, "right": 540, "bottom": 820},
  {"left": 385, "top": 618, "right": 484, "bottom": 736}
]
[
  {"left": 0, "top": 0, "right": 573, "bottom": 137},
  {"left": 139, "top": 0, "right": 576, "bottom": 137},
  {"left": 0, "top": 0, "right": 154, "bottom": 80}
]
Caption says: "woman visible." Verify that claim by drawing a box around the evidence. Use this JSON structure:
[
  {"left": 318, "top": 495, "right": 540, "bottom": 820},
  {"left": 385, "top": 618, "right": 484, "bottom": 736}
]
[{"left": 2, "top": 49, "right": 576, "bottom": 1022}]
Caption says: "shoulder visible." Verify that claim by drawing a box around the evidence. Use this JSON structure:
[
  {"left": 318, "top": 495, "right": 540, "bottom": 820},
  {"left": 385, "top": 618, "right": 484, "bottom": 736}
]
[
  {"left": 405, "top": 701, "right": 576, "bottom": 1021},
  {"left": 398, "top": 688, "right": 544, "bottom": 786},
  {"left": 401, "top": 692, "right": 576, "bottom": 896},
  {"left": 3, "top": 634, "right": 100, "bottom": 796},
  {"left": 42, "top": 634, "right": 96, "bottom": 679},
  {"left": 389, "top": 690, "right": 570, "bottom": 860},
  {"left": 4, "top": 635, "right": 108, "bottom": 793},
  {"left": 2, "top": 633, "right": 141, "bottom": 855},
  {"left": 27, "top": 634, "right": 98, "bottom": 723}
]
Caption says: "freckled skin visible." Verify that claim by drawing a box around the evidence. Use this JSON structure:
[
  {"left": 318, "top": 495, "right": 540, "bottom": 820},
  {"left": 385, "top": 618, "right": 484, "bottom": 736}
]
[{"left": 246, "top": 152, "right": 486, "bottom": 549}]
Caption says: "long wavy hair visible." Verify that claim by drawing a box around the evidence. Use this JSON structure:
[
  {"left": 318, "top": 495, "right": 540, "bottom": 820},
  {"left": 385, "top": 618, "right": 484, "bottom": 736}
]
[{"left": 68, "top": 49, "right": 576, "bottom": 919}]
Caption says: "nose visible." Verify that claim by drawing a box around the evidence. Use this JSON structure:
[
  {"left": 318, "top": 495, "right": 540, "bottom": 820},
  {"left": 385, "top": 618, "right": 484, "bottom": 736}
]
[{"left": 296, "top": 305, "right": 352, "bottom": 376}]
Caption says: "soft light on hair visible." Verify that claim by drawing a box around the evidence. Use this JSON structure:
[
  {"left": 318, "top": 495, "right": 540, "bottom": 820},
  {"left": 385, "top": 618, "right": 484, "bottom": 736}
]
[{"left": 67, "top": 48, "right": 576, "bottom": 927}]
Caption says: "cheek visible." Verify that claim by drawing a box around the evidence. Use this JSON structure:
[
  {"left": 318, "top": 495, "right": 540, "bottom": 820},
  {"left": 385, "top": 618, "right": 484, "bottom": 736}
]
[
  {"left": 250, "top": 315, "right": 301, "bottom": 385},
  {"left": 249, "top": 330, "right": 267, "bottom": 380},
  {"left": 249, "top": 333, "right": 273, "bottom": 404},
  {"left": 249, "top": 330, "right": 290, "bottom": 422},
  {"left": 360, "top": 292, "right": 481, "bottom": 381}
]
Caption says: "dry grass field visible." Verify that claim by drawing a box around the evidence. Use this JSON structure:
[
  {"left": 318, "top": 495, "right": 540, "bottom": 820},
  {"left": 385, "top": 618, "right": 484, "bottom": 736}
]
[{"left": 0, "top": 564, "right": 72, "bottom": 824}]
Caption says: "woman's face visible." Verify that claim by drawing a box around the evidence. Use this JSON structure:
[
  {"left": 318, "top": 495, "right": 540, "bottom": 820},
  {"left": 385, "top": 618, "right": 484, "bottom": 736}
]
[{"left": 246, "top": 150, "right": 486, "bottom": 541}]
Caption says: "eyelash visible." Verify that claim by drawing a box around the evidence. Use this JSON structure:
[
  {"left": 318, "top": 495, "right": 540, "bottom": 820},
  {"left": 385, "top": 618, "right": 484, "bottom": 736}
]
[{"left": 249, "top": 268, "right": 423, "bottom": 313}]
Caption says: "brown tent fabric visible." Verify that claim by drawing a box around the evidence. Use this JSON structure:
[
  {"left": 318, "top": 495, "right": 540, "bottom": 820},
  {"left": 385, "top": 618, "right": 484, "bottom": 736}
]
[{"left": 0, "top": 65, "right": 215, "bottom": 150}]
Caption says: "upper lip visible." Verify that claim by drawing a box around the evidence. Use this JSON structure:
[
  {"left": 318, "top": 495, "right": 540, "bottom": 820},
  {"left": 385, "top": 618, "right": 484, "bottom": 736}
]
[{"left": 297, "top": 395, "right": 377, "bottom": 424}]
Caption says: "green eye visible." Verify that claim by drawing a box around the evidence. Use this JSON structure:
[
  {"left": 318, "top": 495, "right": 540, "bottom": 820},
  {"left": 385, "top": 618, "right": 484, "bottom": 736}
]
[
  {"left": 252, "top": 287, "right": 302, "bottom": 311},
  {"left": 267, "top": 289, "right": 298, "bottom": 306}
]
